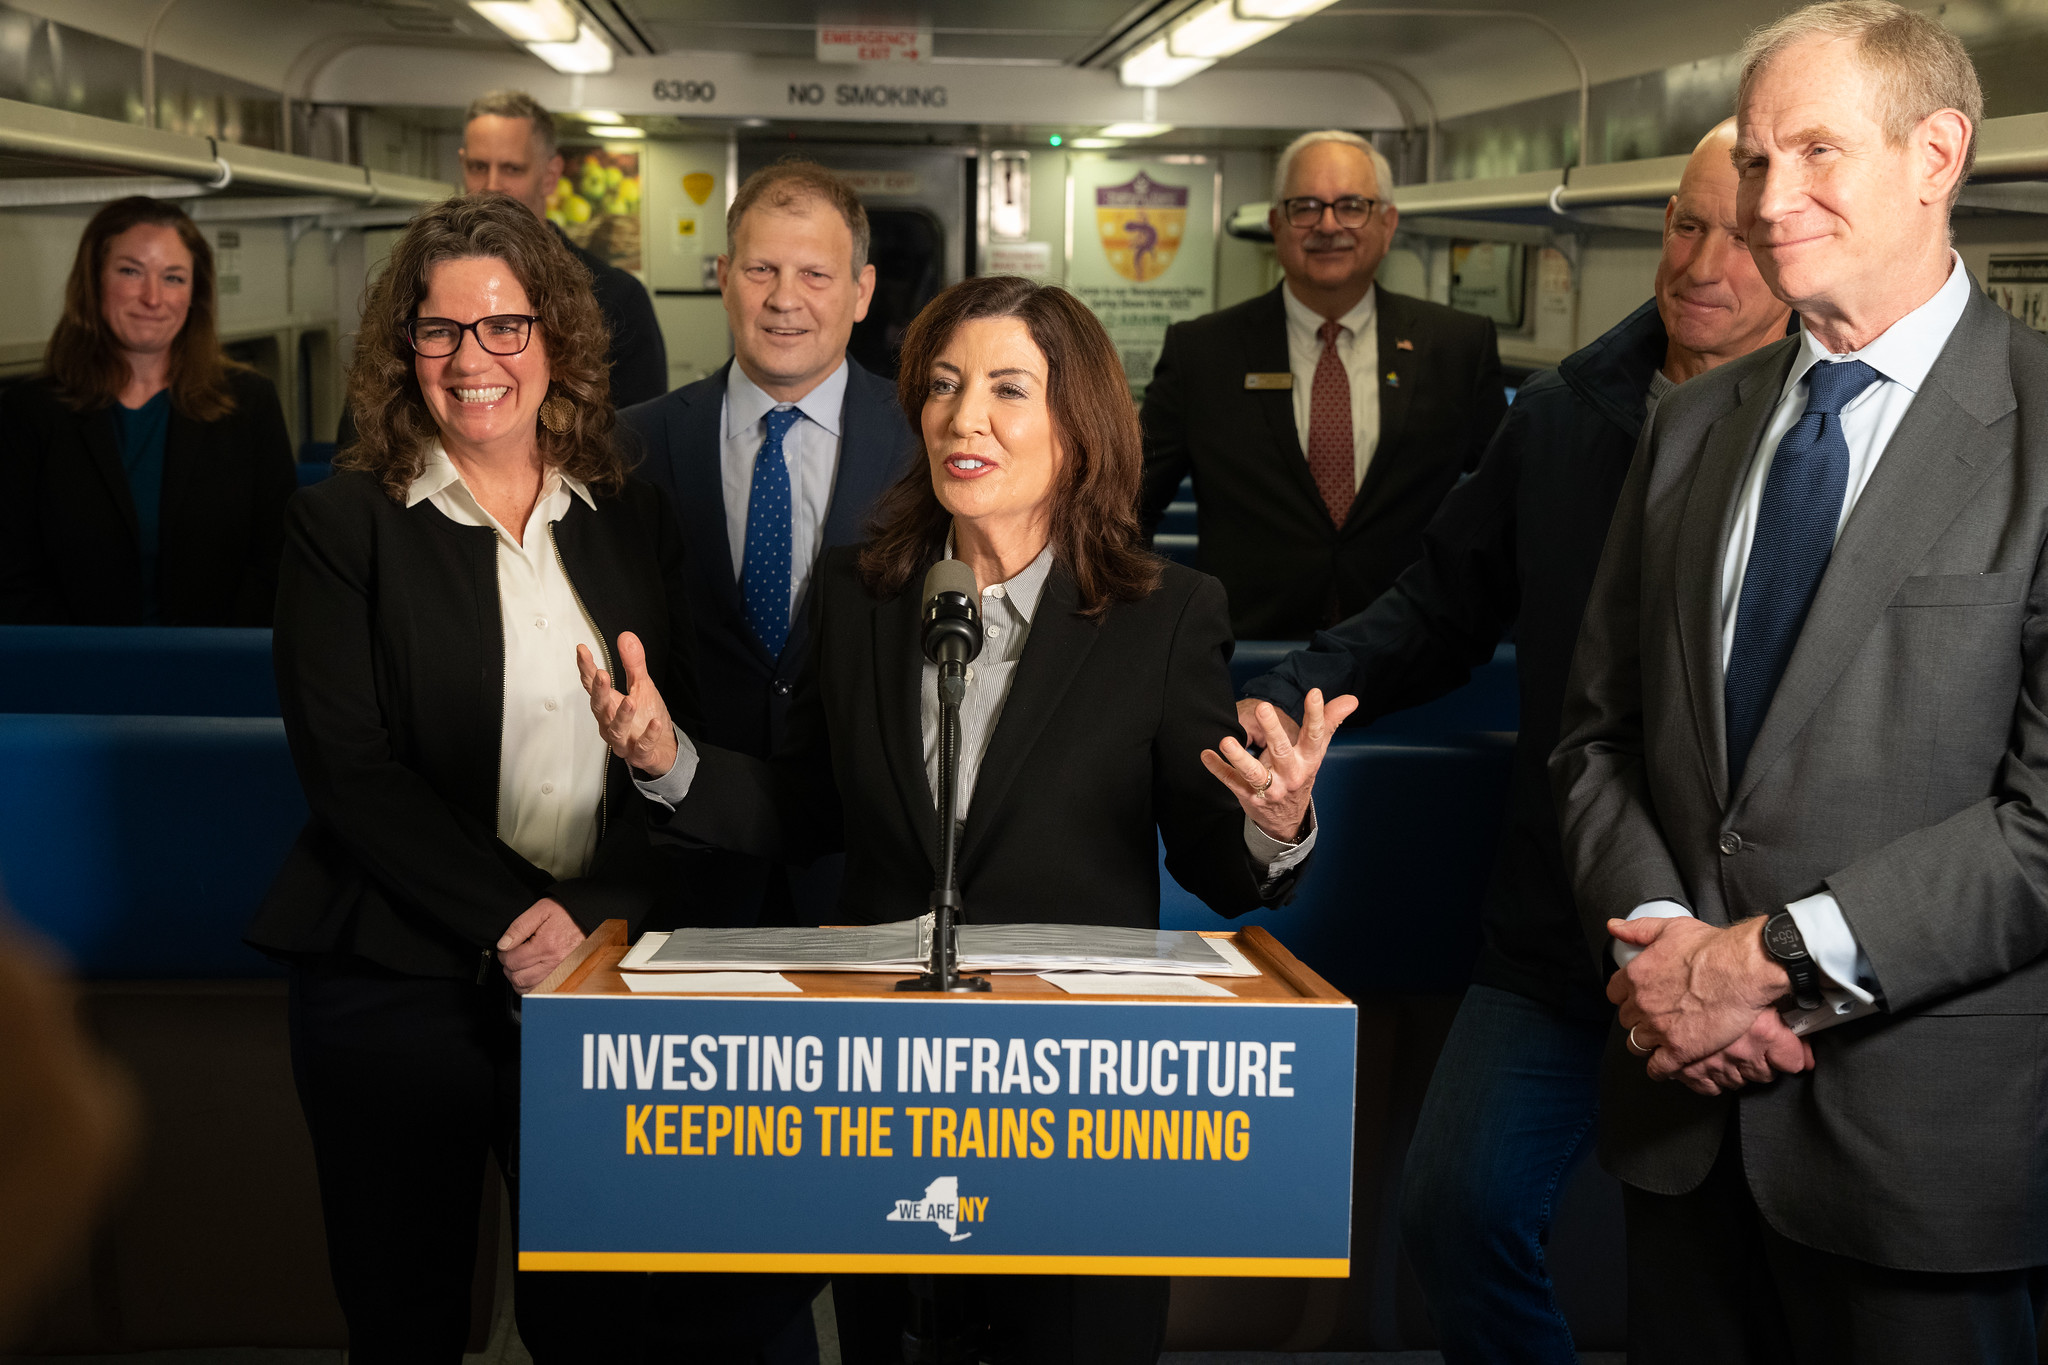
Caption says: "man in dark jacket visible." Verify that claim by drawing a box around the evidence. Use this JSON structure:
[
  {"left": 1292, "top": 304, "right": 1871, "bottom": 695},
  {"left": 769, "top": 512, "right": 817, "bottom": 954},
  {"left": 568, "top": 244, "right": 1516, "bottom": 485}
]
[
  {"left": 1238, "top": 121, "right": 1788, "bottom": 1362},
  {"left": 458, "top": 90, "right": 668, "bottom": 408}
]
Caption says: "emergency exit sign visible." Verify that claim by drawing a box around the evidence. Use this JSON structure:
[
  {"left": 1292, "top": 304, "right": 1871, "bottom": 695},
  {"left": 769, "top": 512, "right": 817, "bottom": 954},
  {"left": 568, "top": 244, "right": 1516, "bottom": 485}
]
[{"left": 816, "top": 25, "right": 931, "bottom": 62}]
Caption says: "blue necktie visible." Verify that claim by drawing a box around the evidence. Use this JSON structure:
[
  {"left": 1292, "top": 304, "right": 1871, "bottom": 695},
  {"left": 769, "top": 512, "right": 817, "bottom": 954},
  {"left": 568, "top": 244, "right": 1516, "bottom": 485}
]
[
  {"left": 1724, "top": 358, "right": 1880, "bottom": 785},
  {"left": 741, "top": 407, "right": 801, "bottom": 659}
]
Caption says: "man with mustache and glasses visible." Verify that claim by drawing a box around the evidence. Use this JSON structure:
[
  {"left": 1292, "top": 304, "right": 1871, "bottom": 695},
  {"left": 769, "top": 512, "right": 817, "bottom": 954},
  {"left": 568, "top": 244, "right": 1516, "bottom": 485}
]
[
  {"left": 1238, "top": 120, "right": 1791, "bottom": 1364},
  {"left": 1140, "top": 129, "right": 1507, "bottom": 641}
]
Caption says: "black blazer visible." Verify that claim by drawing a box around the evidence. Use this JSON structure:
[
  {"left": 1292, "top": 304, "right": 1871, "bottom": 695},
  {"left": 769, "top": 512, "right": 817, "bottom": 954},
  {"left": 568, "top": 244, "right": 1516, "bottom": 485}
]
[
  {"left": 0, "top": 369, "right": 296, "bottom": 625},
  {"left": 1242, "top": 298, "right": 1668, "bottom": 1024},
  {"left": 654, "top": 547, "right": 1302, "bottom": 928},
  {"left": 620, "top": 358, "right": 915, "bottom": 925},
  {"left": 1139, "top": 284, "right": 1507, "bottom": 641},
  {"left": 247, "top": 470, "right": 701, "bottom": 980}
]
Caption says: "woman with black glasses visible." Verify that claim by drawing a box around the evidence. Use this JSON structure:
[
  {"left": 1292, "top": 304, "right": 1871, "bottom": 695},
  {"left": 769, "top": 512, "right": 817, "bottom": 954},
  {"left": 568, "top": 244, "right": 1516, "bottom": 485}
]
[{"left": 245, "top": 193, "right": 699, "bottom": 1364}]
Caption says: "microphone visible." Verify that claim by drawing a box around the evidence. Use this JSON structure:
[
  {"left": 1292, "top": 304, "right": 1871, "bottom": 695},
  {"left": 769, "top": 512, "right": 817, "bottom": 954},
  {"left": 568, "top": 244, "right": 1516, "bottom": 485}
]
[{"left": 921, "top": 559, "right": 983, "bottom": 668}]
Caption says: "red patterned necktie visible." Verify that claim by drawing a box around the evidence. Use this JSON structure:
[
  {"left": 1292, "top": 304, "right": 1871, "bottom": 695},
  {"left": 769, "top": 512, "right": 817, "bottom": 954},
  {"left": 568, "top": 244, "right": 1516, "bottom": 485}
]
[{"left": 1306, "top": 319, "right": 1354, "bottom": 525}]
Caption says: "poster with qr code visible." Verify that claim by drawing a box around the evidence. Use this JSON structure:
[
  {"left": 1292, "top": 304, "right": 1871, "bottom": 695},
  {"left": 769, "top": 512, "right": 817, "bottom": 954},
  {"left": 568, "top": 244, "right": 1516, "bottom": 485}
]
[{"left": 1986, "top": 256, "right": 2048, "bottom": 333}]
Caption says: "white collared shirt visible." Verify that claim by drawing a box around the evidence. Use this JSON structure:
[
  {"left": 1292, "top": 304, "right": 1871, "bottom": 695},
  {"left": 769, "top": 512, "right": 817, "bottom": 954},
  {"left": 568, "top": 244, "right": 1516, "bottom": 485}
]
[
  {"left": 721, "top": 359, "right": 848, "bottom": 631},
  {"left": 408, "top": 443, "right": 609, "bottom": 882},
  {"left": 1282, "top": 281, "right": 1381, "bottom": 491},
  {"left": 1626, "top": 253, "right": 1974, "bottom": 1034}
]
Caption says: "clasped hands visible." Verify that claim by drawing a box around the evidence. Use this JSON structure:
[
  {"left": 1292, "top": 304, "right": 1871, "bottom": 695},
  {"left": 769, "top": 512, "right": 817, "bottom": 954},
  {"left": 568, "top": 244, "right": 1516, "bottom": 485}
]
[
  {"left": 491, "top": 633, "right": 681, "bottom": 997},
  {"left": 1208, "top": 690, "right": 1359, "bottom": 844},
  {"left": 1607, "top": 914, "right": 1814, "bottom": 1096}
]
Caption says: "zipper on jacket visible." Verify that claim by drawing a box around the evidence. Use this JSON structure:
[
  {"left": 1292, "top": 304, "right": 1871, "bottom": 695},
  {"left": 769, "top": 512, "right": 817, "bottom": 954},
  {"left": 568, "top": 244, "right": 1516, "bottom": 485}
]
[{"left": 550, "top": 521, "right": 611, "bottom": 841}]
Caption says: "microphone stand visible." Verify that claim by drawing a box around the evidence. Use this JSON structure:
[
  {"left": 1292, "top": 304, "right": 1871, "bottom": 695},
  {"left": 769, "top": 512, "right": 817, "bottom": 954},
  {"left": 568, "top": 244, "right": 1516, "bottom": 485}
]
[{"left": 897, "top": 654, "right": 989, "bottom": 994}]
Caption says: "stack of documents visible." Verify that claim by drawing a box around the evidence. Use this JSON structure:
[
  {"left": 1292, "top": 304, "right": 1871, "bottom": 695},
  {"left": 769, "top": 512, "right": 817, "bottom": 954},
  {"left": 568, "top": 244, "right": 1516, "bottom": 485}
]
[{"left": 618, "top": 917, "right": 1257, "bottom": 977}]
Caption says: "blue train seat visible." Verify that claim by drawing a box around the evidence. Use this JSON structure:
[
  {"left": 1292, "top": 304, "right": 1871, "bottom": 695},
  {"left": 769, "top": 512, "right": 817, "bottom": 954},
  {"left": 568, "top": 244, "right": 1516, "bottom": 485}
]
[
  {"left": 0, "top": 626, "right": 279, "bottom": 716},
  {"left": 0, "top": 714, "right": 303, "bottom": 977},
  {"left": 1230, "top": 639, "right": 1518, "bottom": 737},
  {"left": 1160, "top": 733, "right": 1514, "bottom": 998}
]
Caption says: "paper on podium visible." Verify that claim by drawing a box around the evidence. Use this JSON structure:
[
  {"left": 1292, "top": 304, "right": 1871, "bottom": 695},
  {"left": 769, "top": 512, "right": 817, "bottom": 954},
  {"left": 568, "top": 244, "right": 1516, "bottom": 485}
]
[
  {"left": 1040, "top": 972, "right": 1235, "bottom": 997},
  {"left": 620, "top": 919, "right": 1258, "bottom": 976},
  {"left": 619, "top": 969, "right": 798, "bottom": 994}
]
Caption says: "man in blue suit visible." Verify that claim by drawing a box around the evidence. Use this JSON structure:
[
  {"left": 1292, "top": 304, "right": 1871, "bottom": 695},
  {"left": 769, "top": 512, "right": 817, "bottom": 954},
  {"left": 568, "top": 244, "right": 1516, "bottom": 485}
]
[{"left": 623, "top": 159, "right": 914, "bottom": 929}]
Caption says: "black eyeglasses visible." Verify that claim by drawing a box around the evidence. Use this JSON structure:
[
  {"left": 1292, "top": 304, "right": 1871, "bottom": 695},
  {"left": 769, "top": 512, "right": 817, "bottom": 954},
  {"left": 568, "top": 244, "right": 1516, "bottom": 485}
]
[
  {"left": 1280, "top": 195, "right": 1379, "bottom": 229},
  {"left": 405, "top": 314, "right": 539, "bottom": 358}
]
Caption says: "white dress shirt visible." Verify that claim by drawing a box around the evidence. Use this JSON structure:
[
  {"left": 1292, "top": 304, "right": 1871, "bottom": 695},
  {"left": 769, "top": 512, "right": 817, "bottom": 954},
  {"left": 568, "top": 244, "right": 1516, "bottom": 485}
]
[
  {"left": 1283, "top": 282, "right": 1381, "bottom": 491},
  {"left": 642, "top": 537, "right": 1314, "bottom": 885},
  {"left": 1624, "top": 253, "right": 1974, "bottom": 1035},
  {"left": 408, "top": 443, "right": 609, "bottom": 882},
  {"left": 721, "top": 359, "right": 847, "bottom": 627}
]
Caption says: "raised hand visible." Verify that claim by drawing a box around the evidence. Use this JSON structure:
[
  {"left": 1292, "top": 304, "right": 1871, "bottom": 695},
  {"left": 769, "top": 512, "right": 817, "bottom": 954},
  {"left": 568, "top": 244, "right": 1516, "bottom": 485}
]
[
  {"left": 497, "top": 897, "right": 586, "bottom": 993},
  {"left": 576, "top": 631, "right": 679, "bottom": 778},
  {"left": 1236, "top": 696, "right": 1302, "bottom": 752},
  {"left": 1203, "top": 688, "right": 1360, "bottom": 844}
]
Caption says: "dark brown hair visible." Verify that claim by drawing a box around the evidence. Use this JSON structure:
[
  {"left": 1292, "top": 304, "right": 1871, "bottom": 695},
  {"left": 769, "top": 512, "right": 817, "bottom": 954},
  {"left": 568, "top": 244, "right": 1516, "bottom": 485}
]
[
  {"left": 726, "top": 158, "right": 871, "bottom": 272},
  {"left": 858, "top": 275, "right": 1162, "bottom": 619},
  {"left": 46, "top": 196, "right": 239, "bottom": 421},
  {"left": 338, "top": 192, "right": 624, "bottom": 501}
]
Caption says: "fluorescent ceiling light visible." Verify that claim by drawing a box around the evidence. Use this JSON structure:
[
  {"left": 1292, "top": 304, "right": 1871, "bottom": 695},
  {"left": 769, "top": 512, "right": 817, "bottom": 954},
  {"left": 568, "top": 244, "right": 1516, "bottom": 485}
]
[
  {"left": 1099, "top": 122, "right": 1174, "bottom": 138},
  {"left": 1119, "top": 37, "right": 1213, "bottom": 87},
  {"left": 1066, "top": 138, "right": 1122, "bottom": 149},
  {"left": 528, "top": 23, "right": 614, "bottom": 73},
  {"left": 577, "top": 109, "right": 623, "bottom": 124},
  {"left": 1237, "top": 0, "right": 1342, "bottom": 15},
  {"left": 1120, "top": 0, "right": 1342, "bottom": 86},
  {"left": 469, "top": 0, "right": 578, "bottom": 44},
  {"left": 1167, "top": 0, "right": 1284, "bottom": 58},
  {"left": 594, "top": 125, "right": 644, "bottom": 138}
]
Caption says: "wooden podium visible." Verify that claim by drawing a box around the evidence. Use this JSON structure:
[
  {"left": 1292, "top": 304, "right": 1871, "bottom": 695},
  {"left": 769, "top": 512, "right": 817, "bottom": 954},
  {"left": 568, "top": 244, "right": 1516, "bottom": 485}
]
[{"left": 519, "top": 922, "right": 1356, "bottom": 1278}]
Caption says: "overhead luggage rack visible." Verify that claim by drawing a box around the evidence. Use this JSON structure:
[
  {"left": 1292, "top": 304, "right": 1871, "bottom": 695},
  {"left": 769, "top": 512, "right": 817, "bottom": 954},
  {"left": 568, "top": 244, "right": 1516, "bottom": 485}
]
[{"left": 0, "top": 96, "right": 453, "bottom": 214}]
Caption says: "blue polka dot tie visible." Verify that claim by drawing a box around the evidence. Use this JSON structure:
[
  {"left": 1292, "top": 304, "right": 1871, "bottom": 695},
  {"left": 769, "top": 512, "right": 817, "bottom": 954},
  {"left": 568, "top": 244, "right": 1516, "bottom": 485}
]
[
  {"left": 1724, "top": 358, "right": 1880, "bottom": 785},
  {"left": 741, "top": 407, "right": 801, "bottom": 659}
]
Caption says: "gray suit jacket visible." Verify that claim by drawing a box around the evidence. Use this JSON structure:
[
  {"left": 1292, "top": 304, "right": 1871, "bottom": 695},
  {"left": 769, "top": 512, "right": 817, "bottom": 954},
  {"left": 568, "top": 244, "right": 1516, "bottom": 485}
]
[{"left": 1552, "top": 282, "right": 2048, "bottom": 1273}]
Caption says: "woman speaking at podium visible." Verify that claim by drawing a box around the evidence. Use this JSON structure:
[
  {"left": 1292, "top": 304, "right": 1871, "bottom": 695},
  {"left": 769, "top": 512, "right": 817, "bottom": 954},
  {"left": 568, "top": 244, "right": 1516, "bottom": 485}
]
[{"left": 582, "top": 274, "right": 1354, "bottom": 1363}]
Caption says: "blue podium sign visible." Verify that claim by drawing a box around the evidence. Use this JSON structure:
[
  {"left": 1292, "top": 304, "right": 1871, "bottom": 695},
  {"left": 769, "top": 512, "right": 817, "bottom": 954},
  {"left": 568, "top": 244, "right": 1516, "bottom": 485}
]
[{"left": 520, "top": 972, "right": 1357, "bottom": 1277}]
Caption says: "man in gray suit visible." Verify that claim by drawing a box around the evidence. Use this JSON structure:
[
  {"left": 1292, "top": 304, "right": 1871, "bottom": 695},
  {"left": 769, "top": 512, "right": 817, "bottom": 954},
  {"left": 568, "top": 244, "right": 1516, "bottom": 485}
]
[{"left": 1554, "top": 1, "right": 2048, "bottom": 1357}]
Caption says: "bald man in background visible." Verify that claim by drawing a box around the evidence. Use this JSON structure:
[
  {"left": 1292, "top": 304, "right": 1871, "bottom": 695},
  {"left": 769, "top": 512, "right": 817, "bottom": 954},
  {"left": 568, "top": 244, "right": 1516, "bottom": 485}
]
[{"left": 1239, "top": 120, "right": 1789, "bottom": 1363}]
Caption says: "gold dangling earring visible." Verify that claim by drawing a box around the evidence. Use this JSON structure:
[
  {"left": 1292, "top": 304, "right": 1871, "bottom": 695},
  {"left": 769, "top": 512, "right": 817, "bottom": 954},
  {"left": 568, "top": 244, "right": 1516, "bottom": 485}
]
[{"left": 538, "top": 394, "right": 574, "bottom": 435}]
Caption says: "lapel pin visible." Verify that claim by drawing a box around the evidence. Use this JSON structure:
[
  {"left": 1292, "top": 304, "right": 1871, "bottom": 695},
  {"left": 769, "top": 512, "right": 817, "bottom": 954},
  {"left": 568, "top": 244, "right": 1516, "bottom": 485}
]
[
  {"left": 1396, "top": 338, "right": 1414, "bottom": 351},
  {"left": 1384, "top": 372, "right": 1399, "bottom": 387}
]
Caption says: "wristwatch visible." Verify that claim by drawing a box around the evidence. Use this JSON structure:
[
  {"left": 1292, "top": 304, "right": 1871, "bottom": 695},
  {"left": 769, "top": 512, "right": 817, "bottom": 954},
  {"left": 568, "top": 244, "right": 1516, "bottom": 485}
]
[{"left": 1762, "top": 911, "right": 1824, "bottom": 1012}]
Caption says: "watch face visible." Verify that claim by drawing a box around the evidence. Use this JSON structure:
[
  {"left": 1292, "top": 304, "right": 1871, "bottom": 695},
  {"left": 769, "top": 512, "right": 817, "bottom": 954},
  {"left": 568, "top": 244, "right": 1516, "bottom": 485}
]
[{"left": 1765, "top": 916, "right": 1805, "bottom": 959}]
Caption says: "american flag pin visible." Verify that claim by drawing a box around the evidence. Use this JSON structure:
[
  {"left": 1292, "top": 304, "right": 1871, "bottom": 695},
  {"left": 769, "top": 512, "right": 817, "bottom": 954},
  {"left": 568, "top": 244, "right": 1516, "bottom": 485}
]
[{"left": 1396, "top": 338, "right": 1415, "bottom": 351}]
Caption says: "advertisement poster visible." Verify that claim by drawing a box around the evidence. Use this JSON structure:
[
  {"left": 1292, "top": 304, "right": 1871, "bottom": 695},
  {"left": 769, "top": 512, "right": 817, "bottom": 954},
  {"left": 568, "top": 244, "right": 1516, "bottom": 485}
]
[
  {"left": 1066, "top": 158, "right": 1216, "bottom": 398},
  {"left": 1987, "top": 256, "right": 2048, "bottom": 333},
  {"left": 548, "top": 145, "right": 643, "bottom": 273},
  {"left": 519, "top": 995, "right": 1355, "bottom": 1274}
]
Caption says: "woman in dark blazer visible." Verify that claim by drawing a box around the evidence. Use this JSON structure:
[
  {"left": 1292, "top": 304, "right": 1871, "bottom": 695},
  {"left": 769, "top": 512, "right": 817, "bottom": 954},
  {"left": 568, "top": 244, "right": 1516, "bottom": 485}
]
[
  {"left": 245, "top": 194, "right": 698, "bottom": 1365},
  {"left": 582, "top": 274, "right": 1356, "bottom": 1364},
  {"left": 0, "top": 195, "right": 295, "bottom": 625}
]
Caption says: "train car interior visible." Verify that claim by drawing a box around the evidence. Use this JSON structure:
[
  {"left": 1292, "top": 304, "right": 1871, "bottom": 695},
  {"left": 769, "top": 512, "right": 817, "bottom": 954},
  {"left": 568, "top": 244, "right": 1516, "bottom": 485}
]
[{"left": 9, "top": 0, "right": 2048, "bottom": 1361}]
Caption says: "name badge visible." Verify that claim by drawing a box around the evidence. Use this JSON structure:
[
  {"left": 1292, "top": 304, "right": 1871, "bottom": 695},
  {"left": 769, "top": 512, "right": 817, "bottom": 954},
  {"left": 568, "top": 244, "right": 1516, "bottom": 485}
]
[{"left": 1243, "top": 373, "right": 1294, "bottom": 390}]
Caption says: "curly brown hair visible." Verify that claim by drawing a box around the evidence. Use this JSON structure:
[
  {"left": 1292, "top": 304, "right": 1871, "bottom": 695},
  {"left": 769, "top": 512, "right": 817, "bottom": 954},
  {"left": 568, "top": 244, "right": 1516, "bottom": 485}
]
[
  {"left": 47, "top": 196, "right": 240, "bottom": 421},
  {"left": 858, "top": 275, "right": 1161, "bottom": 619},
  {"left": 338, "top": 192, "right": 624, "bottom": 500}
]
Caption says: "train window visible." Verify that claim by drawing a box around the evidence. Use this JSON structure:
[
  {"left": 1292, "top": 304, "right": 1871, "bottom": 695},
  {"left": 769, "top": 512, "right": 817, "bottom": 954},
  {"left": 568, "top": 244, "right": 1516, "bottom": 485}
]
[
  {"left": 1448, "top": 240, "right": 1528, "bottom": 330},
  {"left": 848, "top": 207, "right": 945, "bottom": 382}
]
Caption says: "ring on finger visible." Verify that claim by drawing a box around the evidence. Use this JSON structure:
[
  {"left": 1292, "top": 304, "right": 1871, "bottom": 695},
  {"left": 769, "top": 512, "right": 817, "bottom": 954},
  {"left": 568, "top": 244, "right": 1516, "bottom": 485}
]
[
  {"left": 1251, "top": 769, "right": 1274, "bottom": 797},
  {"left": 1627, "top": 1025, "right": 1652, "bottom": 1057}
]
